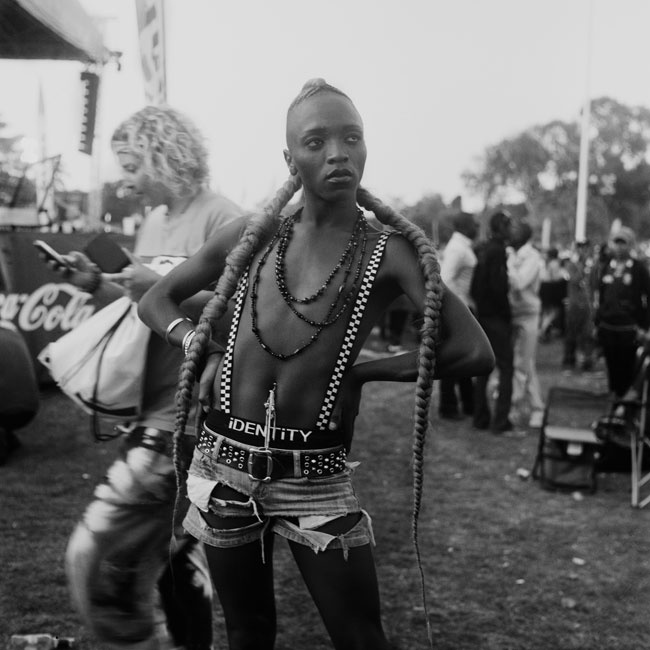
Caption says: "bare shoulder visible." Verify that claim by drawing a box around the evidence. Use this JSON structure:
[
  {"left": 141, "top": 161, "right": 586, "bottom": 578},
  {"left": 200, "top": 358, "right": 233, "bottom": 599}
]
[{"left": 373, "top": 229, "right": 421, "bottom": 278}]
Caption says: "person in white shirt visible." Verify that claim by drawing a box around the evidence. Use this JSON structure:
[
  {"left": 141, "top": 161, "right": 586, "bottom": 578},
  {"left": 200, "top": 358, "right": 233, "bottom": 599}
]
[
  {"left": 438, "top": 211, "right": 478, "bottom": 419},
  {"left": 507, "top": 220, "right": 545, "bottom": 428}
]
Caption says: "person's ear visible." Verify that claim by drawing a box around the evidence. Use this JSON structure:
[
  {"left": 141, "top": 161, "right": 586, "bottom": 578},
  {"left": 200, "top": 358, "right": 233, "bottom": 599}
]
[{"left": 283, "top": 149, "right": 297, "bottom": 175}]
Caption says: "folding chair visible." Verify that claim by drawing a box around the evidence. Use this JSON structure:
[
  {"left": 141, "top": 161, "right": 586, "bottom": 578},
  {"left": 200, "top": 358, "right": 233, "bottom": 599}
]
[
  {"left": 630, "top": 362, "right": 650, "bottom": 508},
  {"left": 595, "top": 353, "right": 650, "bottom": 508},
  {"left": 533, "top": 386, "right": 606, "bottom": 493}
]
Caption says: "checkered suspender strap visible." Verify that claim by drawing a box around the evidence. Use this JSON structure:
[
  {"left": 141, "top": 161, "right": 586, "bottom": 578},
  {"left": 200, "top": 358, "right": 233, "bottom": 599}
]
[
  {"left": 219, "top": 270, "right": 249, "bottom": 413},
  {"left": 315, "top": 231, "right": 393, "bottom": 429},
  {"left": 219, "top": 231, "right": 392, "bottom": 419}
]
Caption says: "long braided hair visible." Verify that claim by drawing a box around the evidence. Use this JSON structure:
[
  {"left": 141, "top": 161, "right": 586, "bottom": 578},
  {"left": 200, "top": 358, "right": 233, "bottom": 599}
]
[{"left": 170, "top": 79, "right": 443, "bottom": 641}]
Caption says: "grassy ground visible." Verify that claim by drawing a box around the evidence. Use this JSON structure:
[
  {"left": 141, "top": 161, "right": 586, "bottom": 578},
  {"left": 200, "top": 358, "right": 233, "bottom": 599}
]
[{"left": 1, "top": 337, "right": 649, "bottom": 649}]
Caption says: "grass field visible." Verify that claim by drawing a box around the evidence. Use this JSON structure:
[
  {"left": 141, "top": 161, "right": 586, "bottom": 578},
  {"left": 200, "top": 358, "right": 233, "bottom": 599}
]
[{"left": 1, "top": 337, "right": 649, "bottom": 649}]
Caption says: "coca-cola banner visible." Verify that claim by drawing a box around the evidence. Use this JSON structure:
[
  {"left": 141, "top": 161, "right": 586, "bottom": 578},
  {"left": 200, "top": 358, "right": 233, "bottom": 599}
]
[{"left": 0, "top": 231, "right": 132, "bottom": 382}]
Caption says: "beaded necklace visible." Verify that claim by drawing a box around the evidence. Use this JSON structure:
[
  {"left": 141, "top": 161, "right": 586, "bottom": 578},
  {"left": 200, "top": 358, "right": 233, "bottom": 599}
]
[{"left": 250, "top": 208, "right": 368, "bottom": 360}]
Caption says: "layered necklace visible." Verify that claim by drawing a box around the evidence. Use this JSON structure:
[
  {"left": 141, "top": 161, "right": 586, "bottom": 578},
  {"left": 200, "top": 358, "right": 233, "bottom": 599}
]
[{"left": 250, "top": 208, "right": 368, "bottom": 360}]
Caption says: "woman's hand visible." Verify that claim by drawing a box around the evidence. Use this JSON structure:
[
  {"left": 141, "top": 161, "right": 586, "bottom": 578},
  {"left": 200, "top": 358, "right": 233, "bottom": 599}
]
[
  {"left": 49, "top": 251, "right": 102, "bottom": 294},
  {"left": 198, "top": 341, "right": 225, "bottom": 413},
  {"left": 102, "top": 251, "right": 162, "bottom": 303}
]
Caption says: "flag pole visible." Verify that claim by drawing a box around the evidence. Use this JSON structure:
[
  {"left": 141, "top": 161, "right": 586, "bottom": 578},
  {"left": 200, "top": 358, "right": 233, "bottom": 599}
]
[{"left": 575, "top": 0, "right": 594, "bottom": 243}]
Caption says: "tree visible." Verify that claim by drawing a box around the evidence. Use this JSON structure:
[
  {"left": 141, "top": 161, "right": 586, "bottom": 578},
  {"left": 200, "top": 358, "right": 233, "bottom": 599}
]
[
  {"left": 401, "top": 193, "right": 447, "bottom": 244},
  {"left": 463, "top": 97, "right": 650, "bottom": 245}
]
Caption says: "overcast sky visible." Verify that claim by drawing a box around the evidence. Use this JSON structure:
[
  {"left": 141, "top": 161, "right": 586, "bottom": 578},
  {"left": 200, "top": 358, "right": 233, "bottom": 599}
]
[{"left": 1, "top": 0, "right": 649, "bottom": 211}]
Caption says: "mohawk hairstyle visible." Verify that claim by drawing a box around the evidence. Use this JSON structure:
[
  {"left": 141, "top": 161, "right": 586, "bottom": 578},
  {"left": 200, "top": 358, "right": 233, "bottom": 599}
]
[{"left": 287, "top": 77, "right": 351, "bottom": 113}]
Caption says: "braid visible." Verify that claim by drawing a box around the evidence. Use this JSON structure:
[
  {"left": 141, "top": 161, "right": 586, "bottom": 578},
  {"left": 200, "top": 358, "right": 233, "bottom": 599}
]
[
  {"left": 357, "top": 185, "right": 442, "bottom": 645},
  {"left": 169, "top": 175, "right": 302, "bottom": 532}
]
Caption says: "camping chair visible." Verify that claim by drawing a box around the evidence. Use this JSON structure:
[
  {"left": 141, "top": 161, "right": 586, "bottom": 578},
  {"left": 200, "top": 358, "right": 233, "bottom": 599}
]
[
  {"left": 594, "top": 352, "right": 650, "bottom": 508},
  {"left": 533, "top": 386, "right": 606, "bottom": 493}
]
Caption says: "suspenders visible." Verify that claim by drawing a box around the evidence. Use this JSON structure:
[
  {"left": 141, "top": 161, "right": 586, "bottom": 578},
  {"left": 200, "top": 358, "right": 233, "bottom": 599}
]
[{"left": 220, "top": 229, "right": 393, "bottom": 425}]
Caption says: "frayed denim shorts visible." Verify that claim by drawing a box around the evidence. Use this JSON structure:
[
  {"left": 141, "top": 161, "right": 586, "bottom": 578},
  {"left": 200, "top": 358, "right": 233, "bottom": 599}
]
[{"left": 184, "top": 435, "right": 374, "bottom": 558}]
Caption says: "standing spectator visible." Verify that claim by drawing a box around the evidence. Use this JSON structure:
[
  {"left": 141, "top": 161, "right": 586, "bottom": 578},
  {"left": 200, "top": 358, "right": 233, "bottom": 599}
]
[
  {"left": 58, "top": 106, "right": 243, "bottom": 650},
  {"left": 595, "top": 227, "right": 650, "bottom": 397},
  {"left": 507, "top": 220, "right": 545, "bottom": 428},
  {"left": 538, "top": 247, "right": 567, "bottom": 342},
  {"left": 562, "top": 240, "right": 595, "bottom": 371},
  {"left": 471, "top": 210, "right": 515, "bottom": 433},
  {"left": 438, "top": 211, "right": 478, "bottom": 419}
]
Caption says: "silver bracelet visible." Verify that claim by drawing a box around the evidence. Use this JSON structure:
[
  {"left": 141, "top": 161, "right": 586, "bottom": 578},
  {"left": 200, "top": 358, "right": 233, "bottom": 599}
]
[
  {"left": 182, "top": 329, "right": 197, "bottom": 356},
  {"left": 165, "top": 317, "right": 192, "bottom": 345}
]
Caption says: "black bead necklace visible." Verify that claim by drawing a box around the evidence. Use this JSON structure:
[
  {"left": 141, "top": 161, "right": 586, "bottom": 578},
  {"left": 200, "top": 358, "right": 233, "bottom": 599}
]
[
  {"left": 250, "top": 208, "right": 368, "bottom": 360},
  {"left": 275, "top": 210, "right": 365, "bottom": 304}
]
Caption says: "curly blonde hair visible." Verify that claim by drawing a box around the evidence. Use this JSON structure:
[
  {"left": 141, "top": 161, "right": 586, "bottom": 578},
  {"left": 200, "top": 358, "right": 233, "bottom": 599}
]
[{"left": 111, "top": 105, "right": 209, "bottom": 198}]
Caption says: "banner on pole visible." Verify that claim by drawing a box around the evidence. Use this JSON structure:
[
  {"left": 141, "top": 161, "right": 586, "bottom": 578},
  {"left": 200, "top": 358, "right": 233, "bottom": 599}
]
[{"left": 135, "top": 0, "right": 167, "bottom": 105}]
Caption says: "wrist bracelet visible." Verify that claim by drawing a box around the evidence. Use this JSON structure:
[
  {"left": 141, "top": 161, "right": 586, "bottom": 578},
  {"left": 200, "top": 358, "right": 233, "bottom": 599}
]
[
  {"left": 182, "top": 329, "right": 197, "bottom": 356},
  {"left": 81, "top": 267, "right": 102, "bottom": 294},
  {"left": 165, "top": 317, "right": 192, "bottom": 345}
]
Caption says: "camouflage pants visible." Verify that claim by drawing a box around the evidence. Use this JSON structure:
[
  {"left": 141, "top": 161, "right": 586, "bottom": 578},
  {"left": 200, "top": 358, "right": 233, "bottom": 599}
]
[{"left": 65, "top": 428, "right": 213, "bottom": 650}]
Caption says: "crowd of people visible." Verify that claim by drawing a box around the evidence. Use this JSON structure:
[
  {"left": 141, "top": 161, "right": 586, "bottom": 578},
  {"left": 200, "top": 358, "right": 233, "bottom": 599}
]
[
  {"left": 436, "top": 211, "right": 650, "bottom": 434},
  {"left": 7, "top": 79, "right": 650, "bottom": 649}
]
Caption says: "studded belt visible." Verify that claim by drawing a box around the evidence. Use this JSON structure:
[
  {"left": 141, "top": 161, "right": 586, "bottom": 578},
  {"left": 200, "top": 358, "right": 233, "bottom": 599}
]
[{"left": 197, "top": 429, "right": 347, "bottom": 482}]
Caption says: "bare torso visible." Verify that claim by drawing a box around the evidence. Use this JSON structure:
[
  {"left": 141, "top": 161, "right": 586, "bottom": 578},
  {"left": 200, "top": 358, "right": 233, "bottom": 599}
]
[{"left": 219, "top": 219, "right": 405, "bottom": 429}]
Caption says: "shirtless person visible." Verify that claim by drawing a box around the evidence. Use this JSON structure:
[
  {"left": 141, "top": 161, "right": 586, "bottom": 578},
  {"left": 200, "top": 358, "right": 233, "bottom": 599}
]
[{"left": 139, "top": 79, "right": 494, "bottom": 649}]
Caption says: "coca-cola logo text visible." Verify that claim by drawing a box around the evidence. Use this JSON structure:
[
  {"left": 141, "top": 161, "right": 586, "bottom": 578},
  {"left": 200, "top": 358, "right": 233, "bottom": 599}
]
[{"left": 0, "top": 283, "right": 96, "bottom": 332}]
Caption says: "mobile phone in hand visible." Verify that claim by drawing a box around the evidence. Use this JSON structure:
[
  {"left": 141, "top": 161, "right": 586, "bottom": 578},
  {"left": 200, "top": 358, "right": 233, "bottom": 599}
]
[
  {"left": 84, "top": 233, "right": 131, "bottom": 273},
  {"left": 33, "top": 240, "right": 73, "bottom": 270}
]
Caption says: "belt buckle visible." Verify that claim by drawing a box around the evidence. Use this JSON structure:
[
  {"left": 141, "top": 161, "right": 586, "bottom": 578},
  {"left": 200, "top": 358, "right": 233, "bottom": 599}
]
[{"left": 248, "top": 447, "right": 273, "bottom": 482}]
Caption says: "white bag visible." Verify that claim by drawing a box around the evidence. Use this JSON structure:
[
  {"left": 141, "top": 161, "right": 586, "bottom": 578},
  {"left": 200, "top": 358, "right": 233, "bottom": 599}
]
[{"left": 38, "top": 296, "right": 150, "bottom": 422}]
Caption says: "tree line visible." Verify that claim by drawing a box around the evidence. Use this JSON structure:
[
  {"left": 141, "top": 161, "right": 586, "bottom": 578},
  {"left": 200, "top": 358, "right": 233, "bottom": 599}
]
[{"left": 2, "top": 96, "right": 649, "bottom": 245}]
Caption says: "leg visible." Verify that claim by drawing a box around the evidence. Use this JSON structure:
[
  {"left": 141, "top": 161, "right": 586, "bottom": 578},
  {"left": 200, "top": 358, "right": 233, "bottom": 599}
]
[
  {"left": 511, "top": 318, "right": 526, "bottom": 409},
  {"left": 576, "top": 308, "right": 595, "bottom": 370},
  {"left": 563, "top": 303, "right": 579, "bottom": 368},
  {"left": 520, "top": 314, "right": 545, "bottom": 412},
  {"left": 472, "top": 372, "right": 491, "bottom": 429},
  {"left": 158, "top": 535, "right": 213, "bottom": 650},
  {"left": 438, "top": 378, "right": 460, "bottom": 417},
  {"left": 482, "top": 317, "right": 514, "bottom": 431},
  {"left": 288, "top": 514, "right": 390, "bottom": 650},
  {"left": 457, "top": 376, "right": 475, "bottom": 416},
  {"left": 65, "top": 439, "right": 184, "bottom": 649},
  {"left": 200, "top": 484, "right": 277, "bottom": 650}
]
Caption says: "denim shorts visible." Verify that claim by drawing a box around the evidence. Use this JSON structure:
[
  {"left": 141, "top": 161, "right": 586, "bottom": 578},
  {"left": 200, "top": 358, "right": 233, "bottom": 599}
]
[{"left": 184, "top": 436, "right": 374, "bottom": 557}]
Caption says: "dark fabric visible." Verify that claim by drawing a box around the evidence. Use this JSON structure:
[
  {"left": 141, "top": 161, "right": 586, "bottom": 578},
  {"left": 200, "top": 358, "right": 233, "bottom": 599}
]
[
  {"left": 599, "top": 337, "right": 638, "bottom": 397},
  {"left": 158, "top": 536, "right": 215, "bottom": 650},
  {"left": 439, "top": 377, "right": 474, "bottom": 416},
  {"left": 473, "top": 316, "right": 513, "bottom": 431},
  {"left": 197, "top": 429, "right": 347, "bottom": 480},
  {"left": 539, "top": 279, "right": 567, "bottom": 308},
  {"left": 563, "top": 303, "right": 595, "bottom": 368},
  {"left": 596, "top": 258, "right": 650, "bottom": 330},
  {"left": 470, "top": 239, "right": 511, "bottom": 320},
  {"left": 0, "top": 325, "right": 39, "bottom": 428}
]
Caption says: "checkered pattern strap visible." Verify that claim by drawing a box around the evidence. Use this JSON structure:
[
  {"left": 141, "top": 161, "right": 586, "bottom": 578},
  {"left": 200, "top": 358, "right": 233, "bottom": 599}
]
[
  {"left": 219, "top": 270, "right": 249, "bottom": 412},
  {"left": 316, "top": 231, "right": 393, "bottom": 429}
]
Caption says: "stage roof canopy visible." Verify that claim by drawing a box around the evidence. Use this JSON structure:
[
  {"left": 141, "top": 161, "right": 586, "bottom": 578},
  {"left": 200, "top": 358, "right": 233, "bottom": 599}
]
[{"left": 0, "top": 0, "right": 109, "bottom": 63}]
